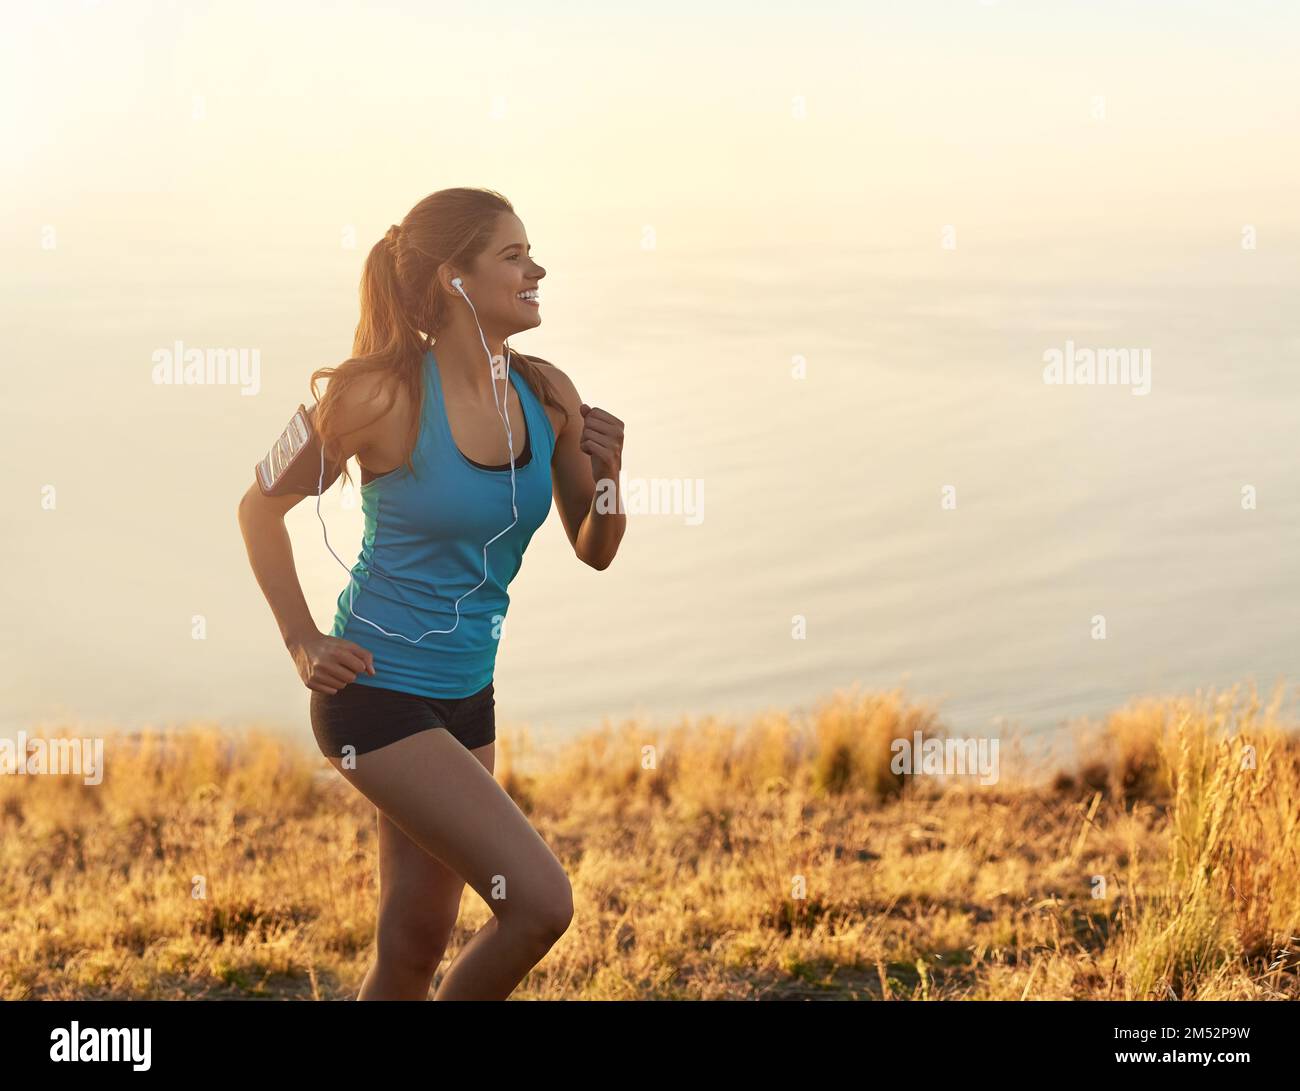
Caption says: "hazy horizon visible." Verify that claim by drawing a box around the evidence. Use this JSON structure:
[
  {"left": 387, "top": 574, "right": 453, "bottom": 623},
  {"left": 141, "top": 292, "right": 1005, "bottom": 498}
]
[{"left": 4, "top": 0, "right": 1298, "bottom": 756}]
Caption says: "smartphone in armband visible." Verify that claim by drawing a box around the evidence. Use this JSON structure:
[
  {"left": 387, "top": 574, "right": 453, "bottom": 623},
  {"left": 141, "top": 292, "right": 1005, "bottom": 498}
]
[{"left": 255, "top": 403, "right": 343, "bottom": 497}]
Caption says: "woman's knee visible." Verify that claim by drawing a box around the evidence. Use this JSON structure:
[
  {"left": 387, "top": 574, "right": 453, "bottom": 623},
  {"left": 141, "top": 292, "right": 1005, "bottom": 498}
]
[
  {"left": 376, "top": 899, "right": 460, "bottom": 974},
  {"left": 502, "top": 874, "right": 574, "bottom": 945},
  {"left": 541, "top": 884, "right": 575, "bottom": 941}
]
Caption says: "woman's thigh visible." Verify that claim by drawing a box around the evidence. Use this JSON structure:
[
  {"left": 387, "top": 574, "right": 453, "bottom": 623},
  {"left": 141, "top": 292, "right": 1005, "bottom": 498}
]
[
  {"left": 373, "top": 741, "right": 495, "bottom": 919},
  {"left": 328, "top": 731, "right": 570, "bottom": 923}
]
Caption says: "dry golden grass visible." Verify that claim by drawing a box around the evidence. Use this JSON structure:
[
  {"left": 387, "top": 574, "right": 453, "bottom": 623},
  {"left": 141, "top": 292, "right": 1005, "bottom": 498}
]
[{"left": 1, "top": 680, "right": 1296, "bottom": 1000}]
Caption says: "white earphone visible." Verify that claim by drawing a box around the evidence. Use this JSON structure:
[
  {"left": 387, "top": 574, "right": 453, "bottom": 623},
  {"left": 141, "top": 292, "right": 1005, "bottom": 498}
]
[{"left": 313, "top": 274, "right": 521, "bottom": 643}]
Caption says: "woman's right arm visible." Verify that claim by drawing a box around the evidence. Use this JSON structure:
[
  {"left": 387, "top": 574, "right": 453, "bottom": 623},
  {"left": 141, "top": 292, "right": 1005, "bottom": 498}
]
[{"left": 237, "top": 390, "right": 379, "bottom": 695}]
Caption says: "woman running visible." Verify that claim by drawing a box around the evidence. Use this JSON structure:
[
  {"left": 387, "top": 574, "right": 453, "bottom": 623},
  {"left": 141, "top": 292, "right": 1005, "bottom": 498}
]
[{"left": 237, "top": 187, "right": 626, "bottom": 1000}]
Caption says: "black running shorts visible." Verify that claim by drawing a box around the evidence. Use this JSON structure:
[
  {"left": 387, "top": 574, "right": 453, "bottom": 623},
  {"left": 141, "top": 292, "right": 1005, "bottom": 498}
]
[{"left": 309, "top": 679, "right": 495, "bottom": 758}]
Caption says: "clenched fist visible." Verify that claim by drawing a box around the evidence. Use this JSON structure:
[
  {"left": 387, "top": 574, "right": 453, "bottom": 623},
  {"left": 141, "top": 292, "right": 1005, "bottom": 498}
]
[{"left": 579, "top": 403, "right": 624, "bottom": 481}]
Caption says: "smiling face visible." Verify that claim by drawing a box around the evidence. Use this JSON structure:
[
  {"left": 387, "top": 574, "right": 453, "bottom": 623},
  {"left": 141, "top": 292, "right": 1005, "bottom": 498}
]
[{"left": 448, "top": 212, "right": 546, "bottom": 337}]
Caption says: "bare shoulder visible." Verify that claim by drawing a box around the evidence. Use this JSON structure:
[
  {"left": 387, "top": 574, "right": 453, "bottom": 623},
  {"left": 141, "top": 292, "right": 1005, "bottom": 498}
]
[
  {"left": 522, "top": 356, "right": 579, "bottom": 444},
  {"left": 523, "top": 355, "right": 581, "bottom": 434},
  {"left": 317, "top": 365, "right": 405, "bottom": 448},
  {"left": 526, "top": 355, "right": 576, "bottom": 398},
  {"left": 326, "top": 366, "right": 396, "bottom": 425}
]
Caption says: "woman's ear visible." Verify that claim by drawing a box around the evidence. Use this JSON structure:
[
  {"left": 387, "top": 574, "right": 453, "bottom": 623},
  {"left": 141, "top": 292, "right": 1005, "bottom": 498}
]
[{"left": 437, "top": 263, "right": 461, "bottom": 295}]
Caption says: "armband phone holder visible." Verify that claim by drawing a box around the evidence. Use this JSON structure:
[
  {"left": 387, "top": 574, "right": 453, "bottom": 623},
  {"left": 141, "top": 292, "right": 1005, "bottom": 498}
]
[{"left": 255, "top": 403, "right": 340, "bottom": 497}]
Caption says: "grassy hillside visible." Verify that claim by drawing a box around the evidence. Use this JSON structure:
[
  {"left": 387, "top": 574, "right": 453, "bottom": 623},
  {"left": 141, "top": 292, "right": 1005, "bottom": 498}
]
[{"left": 2, "top": 681, "right": 1297, "bottom": 999}]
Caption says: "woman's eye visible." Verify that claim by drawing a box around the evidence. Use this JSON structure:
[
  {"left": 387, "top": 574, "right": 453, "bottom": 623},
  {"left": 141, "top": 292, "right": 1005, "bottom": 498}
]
[{"left": 508, "top": 253, "right": 520, "bottom": 260}]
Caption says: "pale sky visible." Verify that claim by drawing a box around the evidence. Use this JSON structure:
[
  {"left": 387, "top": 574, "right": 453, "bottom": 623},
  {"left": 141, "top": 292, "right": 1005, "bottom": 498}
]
[
  {"left": 5, "top": 1, "right": 1299, "bottom": 258},
  {"left": 3, "top": 1, "right": 1297, "bottom": 744}
]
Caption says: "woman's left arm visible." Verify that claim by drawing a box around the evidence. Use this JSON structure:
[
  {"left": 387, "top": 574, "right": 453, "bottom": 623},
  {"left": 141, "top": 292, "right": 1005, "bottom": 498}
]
[{"left": 541, "top": 362, "right": 626, "bottom": 570}]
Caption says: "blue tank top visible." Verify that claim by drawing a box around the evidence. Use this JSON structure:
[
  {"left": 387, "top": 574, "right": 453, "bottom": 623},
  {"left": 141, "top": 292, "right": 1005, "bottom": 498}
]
[{"left": 329, "top": 347, "right": 556, "bottom": 698}]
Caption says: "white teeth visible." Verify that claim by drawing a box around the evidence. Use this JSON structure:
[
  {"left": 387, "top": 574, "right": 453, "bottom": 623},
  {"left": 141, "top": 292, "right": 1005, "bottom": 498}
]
[{"left": 517, "top": 289, "right": 539, "bottom": 300}]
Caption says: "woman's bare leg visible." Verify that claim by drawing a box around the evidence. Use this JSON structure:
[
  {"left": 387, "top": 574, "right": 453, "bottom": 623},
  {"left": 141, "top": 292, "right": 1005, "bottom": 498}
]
[
  {"left": 354, "top": 740, "right": 495, "bottom": 1000},
  {"left": 328, "top": 728, "right": 573, "bottom": 1000}
]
